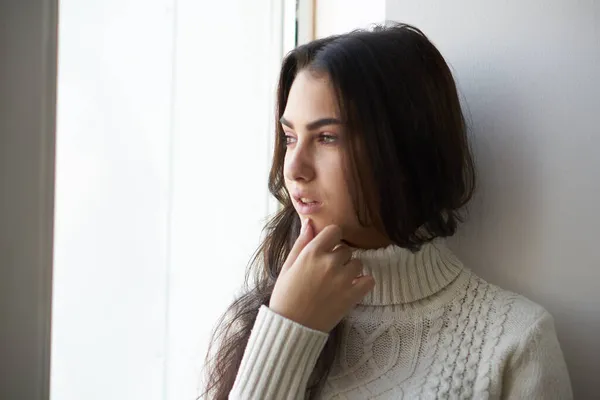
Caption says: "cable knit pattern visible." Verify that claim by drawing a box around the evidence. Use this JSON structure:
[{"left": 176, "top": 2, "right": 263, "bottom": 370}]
[{"left": 229, "top": 241, "right": 573, "bottom": 399}]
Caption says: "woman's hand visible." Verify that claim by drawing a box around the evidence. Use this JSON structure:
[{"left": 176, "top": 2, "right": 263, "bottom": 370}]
[{"left": 269, "top": 218, "right": 376, "bottom": 333}]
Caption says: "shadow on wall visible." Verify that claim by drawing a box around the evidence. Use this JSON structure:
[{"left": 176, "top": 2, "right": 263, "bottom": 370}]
[{"left": 450, "top": 63, "right": 545, "bottom": 291}]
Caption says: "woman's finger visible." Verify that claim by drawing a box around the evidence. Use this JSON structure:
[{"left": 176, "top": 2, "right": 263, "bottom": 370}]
[
  {"left": 281, "top": 218, "right": 314, "bottom": 273},
  {"left": 329, "top": 244, "right": 353, "bottom": 267},
  {"left": 344, "top": 258, "right": 364, "bottom": 278},
  {"left": 350, "top": 275, "right": 376, "bottom": 302}
]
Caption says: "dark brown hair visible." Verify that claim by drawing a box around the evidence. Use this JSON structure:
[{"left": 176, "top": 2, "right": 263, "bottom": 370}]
[{"left": 200, "top": 22, "right": 475, "bottom": 399}]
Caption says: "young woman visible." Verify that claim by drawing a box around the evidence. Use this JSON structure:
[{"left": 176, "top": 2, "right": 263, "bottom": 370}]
[{"left": 202, "top": 23, "right": 572, "bottom": 399}]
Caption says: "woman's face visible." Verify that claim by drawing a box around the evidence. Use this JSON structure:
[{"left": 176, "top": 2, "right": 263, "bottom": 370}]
[{"left": 281, "top": 70, "right": 390, "bottom": 248}]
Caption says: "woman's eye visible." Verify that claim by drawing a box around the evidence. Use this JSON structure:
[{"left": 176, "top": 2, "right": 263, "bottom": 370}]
[
  {"left": 284, "top": 135, "right": 296, "bottom": 146},
  {"left": 319, "top": 134, "right": 337, "bottom": 144}
]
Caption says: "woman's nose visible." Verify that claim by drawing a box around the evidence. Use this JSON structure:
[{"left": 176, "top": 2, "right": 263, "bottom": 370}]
[{"left": 285, "top": 143, "right": 315, "bottom": 183}]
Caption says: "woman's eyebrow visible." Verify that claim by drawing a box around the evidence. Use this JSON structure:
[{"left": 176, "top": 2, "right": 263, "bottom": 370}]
[{"left": 280, "top": 116, "right": 342, "bottom": 130}]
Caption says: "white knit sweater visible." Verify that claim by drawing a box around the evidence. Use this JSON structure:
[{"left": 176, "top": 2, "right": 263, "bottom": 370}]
[{"left": 229, "top": 241, "right": 572, "bottom": 399}]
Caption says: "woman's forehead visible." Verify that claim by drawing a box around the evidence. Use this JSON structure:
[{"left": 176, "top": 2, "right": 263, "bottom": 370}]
[{"left": 283, "top": 70, "right": 340, "bottom": 123}]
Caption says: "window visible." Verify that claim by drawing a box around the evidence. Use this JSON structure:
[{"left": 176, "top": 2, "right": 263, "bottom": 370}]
[{"left": 51, "top": 1, "right": 295, "bottom": 399}]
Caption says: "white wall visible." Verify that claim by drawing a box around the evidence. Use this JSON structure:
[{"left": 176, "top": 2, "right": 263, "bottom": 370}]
[
  {"left": 315, "top": 0, "right": 385, "bottom": 39},
  {"left": 384, "top": 1, "right": 599, "bottom": 397},
  {"left": 0, "top": 0, "right": 58, "bottom": 399}
]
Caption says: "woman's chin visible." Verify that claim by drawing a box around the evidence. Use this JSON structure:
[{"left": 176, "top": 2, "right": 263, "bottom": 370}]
[
  {"left": 307, "top": 218, "right": 339, "bottom": 237},
  {"left": 295, "top": 211, "right": 345, "bottom": 237},
  {"left": 312, "top": 221, "right": 326, "bottom": 236}
]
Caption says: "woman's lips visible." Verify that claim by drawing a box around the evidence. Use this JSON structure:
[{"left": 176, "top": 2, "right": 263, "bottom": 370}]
[{"left": 293, "top": 197, "right": 322, "bottom": 215}]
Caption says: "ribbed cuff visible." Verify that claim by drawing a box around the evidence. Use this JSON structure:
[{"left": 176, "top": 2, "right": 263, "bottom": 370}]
[{"left": 229, "top": 305, "right": 329, "bottom": 399}]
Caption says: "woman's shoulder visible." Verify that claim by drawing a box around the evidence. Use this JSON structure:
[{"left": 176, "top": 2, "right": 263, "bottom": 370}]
[
  {"left": 464, "top": 271, "right": 559, "bottom": 348},
  {"left": 460, "top": 273, "right": 572, "bottom": 398}
]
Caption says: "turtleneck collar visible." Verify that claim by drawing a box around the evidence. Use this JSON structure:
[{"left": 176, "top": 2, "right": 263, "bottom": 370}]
[{"left": 351, "top": 240, "right": 463, "bottom": 306}]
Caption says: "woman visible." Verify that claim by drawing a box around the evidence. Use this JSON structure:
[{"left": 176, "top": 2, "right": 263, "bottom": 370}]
[{"left": 202, "top": 23, "right": 572, "bottom": 399}]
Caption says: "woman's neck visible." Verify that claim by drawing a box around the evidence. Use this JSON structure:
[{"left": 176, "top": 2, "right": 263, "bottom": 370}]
[{"left": 343, "top": 226, "right": 393, "bottom": 249}]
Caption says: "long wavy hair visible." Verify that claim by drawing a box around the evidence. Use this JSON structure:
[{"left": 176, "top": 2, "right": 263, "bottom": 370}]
[{"left": 200, "top": 23, "right": 475, "bottom": 399}]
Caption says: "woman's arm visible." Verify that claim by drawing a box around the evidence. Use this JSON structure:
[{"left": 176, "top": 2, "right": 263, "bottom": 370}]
[
  {"left": 502, "top": 311, "right": 573, "bottom": 399},
  {"left": 228, "top": 305, "right": 329, "bottom": 400}
]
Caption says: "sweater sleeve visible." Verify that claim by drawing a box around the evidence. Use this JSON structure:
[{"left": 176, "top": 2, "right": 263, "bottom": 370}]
[
  {"left": 229, "top": 304, "right": 329, "bottom": 400},
  {"left": 502, "top": 311, "right": 573, "bottom": 400}
]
